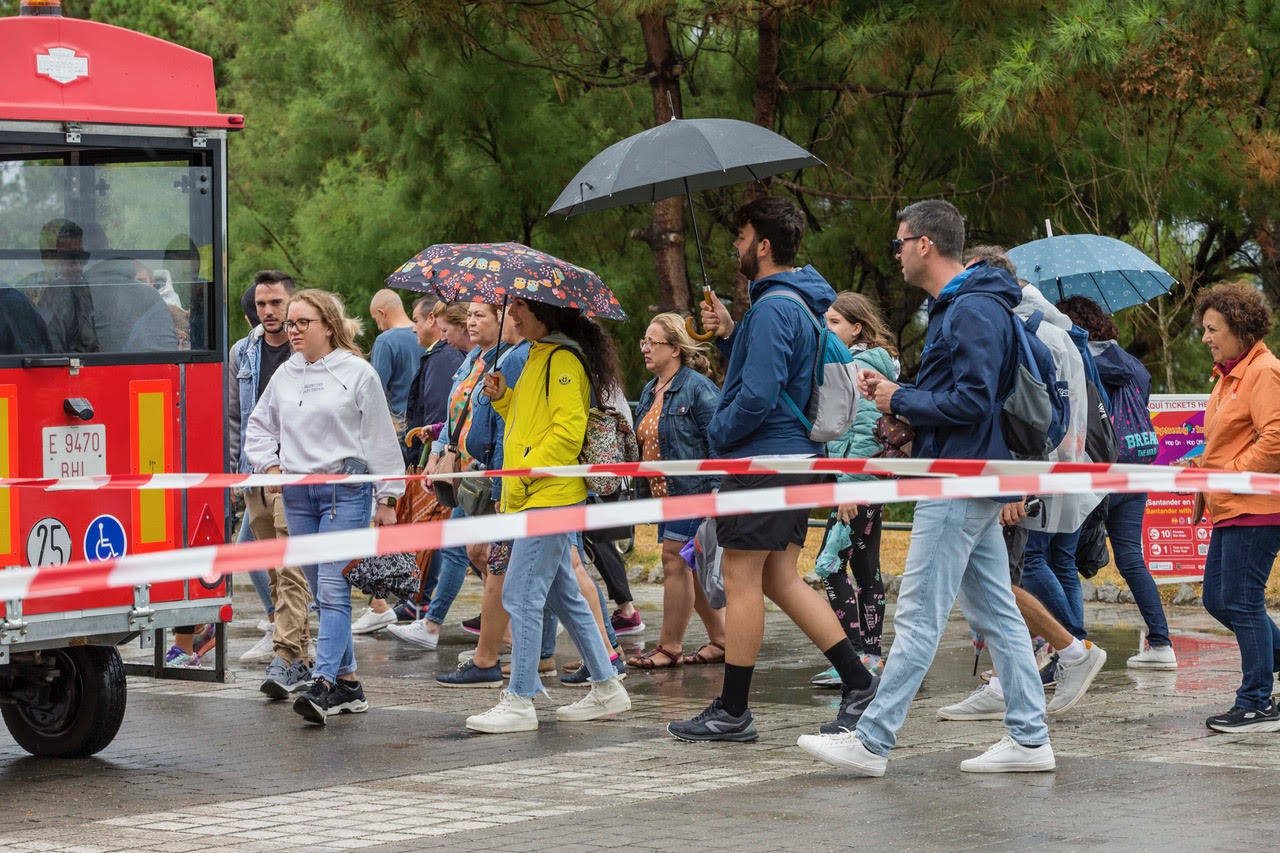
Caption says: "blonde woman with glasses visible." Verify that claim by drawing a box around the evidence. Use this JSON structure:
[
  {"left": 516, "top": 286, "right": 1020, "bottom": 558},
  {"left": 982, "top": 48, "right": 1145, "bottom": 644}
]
[
  {"left": 245, "top": 289, "right": 404, "bottom": 726},
  {"left": 626, "top": 313, "right": 727, "bottom": 670}
]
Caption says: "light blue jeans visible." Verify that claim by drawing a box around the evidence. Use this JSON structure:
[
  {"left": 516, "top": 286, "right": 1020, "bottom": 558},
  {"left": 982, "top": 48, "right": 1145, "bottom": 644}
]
[
  {"left": 856, "top": 498, "right": 1048, "bottom": 755},
  {"left": 283, "top": 484, "right": 372, "bottom": 684},
  {"left": 425, "top": 506, "right": 473, "bottom": 625},
  {"left": 236, "top": 515, "right": 275, "bottom": 617},
  {"left": 503, "top": 526, "right": 614, "bottom": 697}
]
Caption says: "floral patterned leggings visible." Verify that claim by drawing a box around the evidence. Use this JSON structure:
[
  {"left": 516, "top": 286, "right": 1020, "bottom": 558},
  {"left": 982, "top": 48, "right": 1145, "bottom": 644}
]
[{"left": 819, "top": 504, "right": 886, "bottom": 657}]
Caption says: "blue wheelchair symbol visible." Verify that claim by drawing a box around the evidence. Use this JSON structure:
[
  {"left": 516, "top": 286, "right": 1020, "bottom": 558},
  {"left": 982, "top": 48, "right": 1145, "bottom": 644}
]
[{"left": 84, "top": 514, "right": 127, "bottom": 562}]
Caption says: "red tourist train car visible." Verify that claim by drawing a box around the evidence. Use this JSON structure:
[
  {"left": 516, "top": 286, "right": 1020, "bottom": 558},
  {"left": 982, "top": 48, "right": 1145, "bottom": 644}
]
[{"left": 0, "top": 0, "right": 241, "bottom": 755}]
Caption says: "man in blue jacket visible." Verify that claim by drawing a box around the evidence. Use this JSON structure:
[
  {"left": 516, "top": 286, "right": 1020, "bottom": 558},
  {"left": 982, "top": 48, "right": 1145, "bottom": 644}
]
[
  {"left": 667, "top": 196, "right": 878, "bottom": 743},
  {"left": 798, "top": 199, "right": 1054, "bottom": 776}
]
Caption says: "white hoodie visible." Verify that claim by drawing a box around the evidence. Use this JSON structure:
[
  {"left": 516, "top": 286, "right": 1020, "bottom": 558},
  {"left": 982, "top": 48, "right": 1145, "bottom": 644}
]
[
  {"left": 1014, "top": 284, "right": 1103, "bottom": 532},
  {"left": 244, "top": 348, "right": 405, "bottom": 500}
]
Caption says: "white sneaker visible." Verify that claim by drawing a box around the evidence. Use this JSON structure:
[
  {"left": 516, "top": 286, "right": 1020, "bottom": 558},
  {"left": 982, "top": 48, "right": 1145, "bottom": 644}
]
[
  {"left": 238, "top": 627, "right": 276, "bottom": 663},
  {"left": 1047, "top": 641, "right": 1106, "bottom": 714},
  {"left": 466, "top": 690, "right": 538, "bottom": 733},
  {"left": 1127, "top": 643, "right": 1176, "bottom": 670},
  {"left": 796, "top": 731, "right": 887, "bottom": 777},
  {"left": 256, "top": 618, "right": 273, "bottom": 633},
  {"left": 351, "top": 607, "right": 397, "bottom": 635},
  {"left": 960, "top": 736, "right": 1055, "bottom": 773},
  {"left": 555, "top": 676, "right": 630, "bottom": 721},
  {"left": 938, "top": 684, "right": 1006, "bottom": 720},
  {"left": 458, "top": 648, "right": 510, "bottom": 664},
  {"left": 387, "top": 619, "right": 439, "bottom": 649}
]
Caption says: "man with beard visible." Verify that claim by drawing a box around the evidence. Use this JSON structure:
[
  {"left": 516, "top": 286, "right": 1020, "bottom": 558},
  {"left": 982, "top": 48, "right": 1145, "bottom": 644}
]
[
  {"left": 666, "top": 196, "right": 878, "bottom": 743},
  {"left": 227, "top": 270, "right": 314, "bottom": 697}
]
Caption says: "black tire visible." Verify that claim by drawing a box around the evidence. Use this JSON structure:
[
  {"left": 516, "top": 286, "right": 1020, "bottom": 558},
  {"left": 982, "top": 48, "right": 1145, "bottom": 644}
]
[{"left": 1, "top": 646, "right": 127, "bottom": 757}]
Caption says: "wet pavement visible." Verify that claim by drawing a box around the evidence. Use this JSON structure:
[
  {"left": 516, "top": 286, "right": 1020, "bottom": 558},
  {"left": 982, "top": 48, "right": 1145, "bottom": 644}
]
[{"left": 0, "top": 581, "right": 1277, "bottom": 852}]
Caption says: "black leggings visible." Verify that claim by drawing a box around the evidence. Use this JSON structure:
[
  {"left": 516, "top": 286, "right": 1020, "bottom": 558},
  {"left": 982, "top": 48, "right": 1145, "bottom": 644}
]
[
  {"left": 820, "top": 505, "right": 886, "bottom": 657},
  {"left": 584, "top": 532, "right": 633, "bottom": 606}
]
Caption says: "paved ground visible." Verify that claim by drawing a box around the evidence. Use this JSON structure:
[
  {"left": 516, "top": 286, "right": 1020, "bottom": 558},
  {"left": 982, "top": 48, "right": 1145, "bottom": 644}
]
[{"left": 0, "top": 581, "right": 1277, "bottom": 852}]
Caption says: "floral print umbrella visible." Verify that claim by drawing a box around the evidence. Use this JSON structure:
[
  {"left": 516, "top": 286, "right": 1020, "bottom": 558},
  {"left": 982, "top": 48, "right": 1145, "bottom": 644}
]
[{"left": 386, "top": 241, "right": 626, "bottom": 321}]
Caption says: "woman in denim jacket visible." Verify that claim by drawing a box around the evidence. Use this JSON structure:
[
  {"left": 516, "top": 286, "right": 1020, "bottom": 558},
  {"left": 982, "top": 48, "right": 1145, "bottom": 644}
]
[{"left": 626, "top": 313, "right": 727, "bottom": 669}]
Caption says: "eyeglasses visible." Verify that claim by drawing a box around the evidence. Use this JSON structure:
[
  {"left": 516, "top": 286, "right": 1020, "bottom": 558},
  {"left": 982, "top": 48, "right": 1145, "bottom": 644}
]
[
  {"left": 639, "top": 338, "right": 672, "bottom": 350},
  {"left": 284, "top": 318, "right": 319, "bottom": 332},
  {"left": 891, "top": 235, "right": 928, "bottom": 257}
]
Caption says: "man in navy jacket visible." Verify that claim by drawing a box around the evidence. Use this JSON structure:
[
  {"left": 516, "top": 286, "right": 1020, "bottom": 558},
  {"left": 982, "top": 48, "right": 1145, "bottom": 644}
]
[
  {"left": 798, "top": 199, "right": 1054, "bottom": 776},
  {"left": 667, "top": 197, "right": 877, "bottom": 743}
]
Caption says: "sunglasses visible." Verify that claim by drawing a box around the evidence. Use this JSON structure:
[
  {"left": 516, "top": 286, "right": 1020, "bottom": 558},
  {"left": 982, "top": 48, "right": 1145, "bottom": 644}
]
[{"left": 891, "top": 235, "right": 927, "bottom": 257}]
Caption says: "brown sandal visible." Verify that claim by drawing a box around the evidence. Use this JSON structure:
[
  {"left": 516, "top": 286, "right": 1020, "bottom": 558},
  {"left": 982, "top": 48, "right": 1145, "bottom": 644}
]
[
  {"left": 627, "top": 645, "right": 682, "bottom": 669},
  {"left": 682, "top": 642, "right": 725, "bottom": 665}
]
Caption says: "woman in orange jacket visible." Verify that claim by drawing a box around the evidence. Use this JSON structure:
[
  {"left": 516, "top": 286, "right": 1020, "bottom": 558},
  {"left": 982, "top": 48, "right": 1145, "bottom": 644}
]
[{"left": 1193, "top": 282, "right": 1280, "bottom": 732}]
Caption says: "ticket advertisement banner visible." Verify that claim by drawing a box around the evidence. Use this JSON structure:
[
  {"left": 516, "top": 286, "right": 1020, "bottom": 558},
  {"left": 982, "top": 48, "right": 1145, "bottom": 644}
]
[{"left": 1144, "top": 394, "right": 1212, "bottom": 582}]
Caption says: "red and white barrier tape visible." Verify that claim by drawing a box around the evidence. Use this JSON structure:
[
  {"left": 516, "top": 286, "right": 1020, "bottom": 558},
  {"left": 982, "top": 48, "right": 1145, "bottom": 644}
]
[
  {"left": 0, "top": 457, "right": 1252, "bottom": 492},
  {"left": 0, "top": 466, "right": 1268, "bottom": 603}
]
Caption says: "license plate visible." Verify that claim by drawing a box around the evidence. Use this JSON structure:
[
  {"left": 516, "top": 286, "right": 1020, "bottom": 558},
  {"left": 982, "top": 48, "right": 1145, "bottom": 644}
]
[{"left": 43, "top": 425, "right": 107, "bottom": 478}]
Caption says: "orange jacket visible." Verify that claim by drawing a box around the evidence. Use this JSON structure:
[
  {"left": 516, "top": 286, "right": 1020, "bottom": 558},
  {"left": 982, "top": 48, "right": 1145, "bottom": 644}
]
[{"left": 1202, "top": 340, "right": 1280, "bottom": 523}]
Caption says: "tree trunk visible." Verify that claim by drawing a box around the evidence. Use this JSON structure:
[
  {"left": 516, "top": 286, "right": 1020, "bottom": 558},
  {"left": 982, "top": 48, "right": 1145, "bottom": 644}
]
[
  {"left": 731, "top": 7, "right": 782, "bottom": 319},
  {"left": 635, "top": 8, "right": 690, "bottom": 313}
]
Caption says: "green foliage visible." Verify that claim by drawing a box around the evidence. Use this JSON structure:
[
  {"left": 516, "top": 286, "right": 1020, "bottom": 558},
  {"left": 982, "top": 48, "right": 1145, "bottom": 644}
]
[{"left": 65, "top": 0, "right": 1280, "bottom": 397}]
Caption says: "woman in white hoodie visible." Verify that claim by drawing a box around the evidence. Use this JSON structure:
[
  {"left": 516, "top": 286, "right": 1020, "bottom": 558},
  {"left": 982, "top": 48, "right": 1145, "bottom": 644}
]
[{"left": 245, "top": 289, "right": 405, "bottom": 725}]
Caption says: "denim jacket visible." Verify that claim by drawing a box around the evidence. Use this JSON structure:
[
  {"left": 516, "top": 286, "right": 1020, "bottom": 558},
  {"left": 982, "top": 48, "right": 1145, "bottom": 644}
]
[
  {"left": 229, "top": 325, "right": 267, "bottom": 474},
  {"left": 633, "top": 365, "right": 721, "bottom": 498}
]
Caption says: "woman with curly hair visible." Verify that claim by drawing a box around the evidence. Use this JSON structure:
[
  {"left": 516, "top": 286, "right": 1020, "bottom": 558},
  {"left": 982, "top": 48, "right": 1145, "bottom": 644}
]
[{"left": 1191, "top": 282, "right": 1280, "bottom": 731}]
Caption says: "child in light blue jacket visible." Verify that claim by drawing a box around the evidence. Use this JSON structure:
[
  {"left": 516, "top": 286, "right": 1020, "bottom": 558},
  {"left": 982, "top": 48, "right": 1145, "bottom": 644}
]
[{"left": 812, "top": 292, "right": 900, "bottom": 688}]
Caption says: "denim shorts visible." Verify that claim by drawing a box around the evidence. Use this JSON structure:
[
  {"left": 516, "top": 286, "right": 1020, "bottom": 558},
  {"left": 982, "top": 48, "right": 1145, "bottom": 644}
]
[{"left": 657, "top": 517, "right": 701, "bottom": 544}]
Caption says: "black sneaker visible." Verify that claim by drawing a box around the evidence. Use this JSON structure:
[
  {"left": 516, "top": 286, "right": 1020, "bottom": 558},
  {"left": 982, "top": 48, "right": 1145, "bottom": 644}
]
[
  {"left": 667, "top": 698, "right": 758, "bottom": 742},
  {"left": 820, "top": 675, "right": 880, "bottom": 734},
  {"left": 1040, "top": 654, "right": 1059, "bottom": 689},
  {"left": 393, "top": 601, "right": 425, "bottom": 623},
  {"left": 1206, "top": 700, "right": 1280, "bottom": 733},
  {"left": 461, "top": 615, "right": 482, "bottom": 635},
  {"left": 293, "top": 678, "right": 369, "bottom": 725}
]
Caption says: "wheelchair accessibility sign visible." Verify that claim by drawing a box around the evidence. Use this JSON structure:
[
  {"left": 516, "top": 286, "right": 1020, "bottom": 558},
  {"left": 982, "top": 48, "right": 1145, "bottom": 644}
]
[{"left": 84, "top": 514, "right": 127, "bottom": 562}]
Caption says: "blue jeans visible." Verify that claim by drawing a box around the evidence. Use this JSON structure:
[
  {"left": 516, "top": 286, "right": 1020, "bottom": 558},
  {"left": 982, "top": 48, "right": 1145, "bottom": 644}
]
[
  {"left": 283, "top": 484, "right": 372, "bottom": 684},
  {"left": 236, "top": 516, "right": 275, "bottom": 617},
  {"left": 1107, "top": 493, "right": 1170, "bottom": 647},
  {"left": 503, "top": 528, "right": 614, "bottom": 697},
  {"left": 425, "top": 506, "right": 473, "bottom": 625},
  {"left": 1021, "top": 527, "right": 1086, "bottom": 640},
  {"left": 856, "top": 498, "right": 1047, "bottom": 755},
  {"left": 1201, "top": 525, "right": 1280, "bottom": 710}
]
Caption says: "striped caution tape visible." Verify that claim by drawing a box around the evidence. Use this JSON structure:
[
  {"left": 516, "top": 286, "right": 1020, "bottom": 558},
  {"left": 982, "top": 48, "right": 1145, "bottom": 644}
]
[
  {"left": 0, "top": 466, "right": 1267, "bottom": 603},
  {"left": 0, "top": 457, "right": 1248, "bottom": 492}
]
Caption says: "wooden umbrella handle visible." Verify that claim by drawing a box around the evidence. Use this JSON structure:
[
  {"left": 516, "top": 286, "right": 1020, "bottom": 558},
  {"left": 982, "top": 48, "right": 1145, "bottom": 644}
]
[{"left": 686, "top": 289, "right": 717, "bottom": 342}]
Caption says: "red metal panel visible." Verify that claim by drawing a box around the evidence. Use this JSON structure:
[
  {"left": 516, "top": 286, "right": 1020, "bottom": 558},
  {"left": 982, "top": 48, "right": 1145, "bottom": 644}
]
[{"left": 0, "top": 16, "right": 242, "bottom": 128}]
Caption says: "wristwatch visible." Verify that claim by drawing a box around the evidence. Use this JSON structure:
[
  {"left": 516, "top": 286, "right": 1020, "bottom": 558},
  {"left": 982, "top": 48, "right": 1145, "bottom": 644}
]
[{"left": 379, "top": 496, "right": 398, "bottom": 509}]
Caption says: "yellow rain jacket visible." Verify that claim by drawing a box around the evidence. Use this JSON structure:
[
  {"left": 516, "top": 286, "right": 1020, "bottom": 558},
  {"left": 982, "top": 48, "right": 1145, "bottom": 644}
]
[{"left": 492, "top": 334, "right": 589, "bottom": 512}]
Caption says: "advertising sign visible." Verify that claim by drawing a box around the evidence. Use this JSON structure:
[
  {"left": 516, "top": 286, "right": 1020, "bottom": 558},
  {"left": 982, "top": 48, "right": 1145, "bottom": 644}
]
[{"left": 1144, "top": 394, "right": 1212, "bottom": 582}]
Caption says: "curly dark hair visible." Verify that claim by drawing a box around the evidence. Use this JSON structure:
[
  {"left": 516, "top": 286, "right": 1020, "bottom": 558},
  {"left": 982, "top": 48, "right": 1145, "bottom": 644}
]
[
  {"left": 1056, "top": 296, "right": 1118, "bottom": 342},
  {"left": 524, "top": 300, "right": 622, "bottom": 394},
  {"left": 1193, "top": 283, "right": 1274, "bottom": 348}
]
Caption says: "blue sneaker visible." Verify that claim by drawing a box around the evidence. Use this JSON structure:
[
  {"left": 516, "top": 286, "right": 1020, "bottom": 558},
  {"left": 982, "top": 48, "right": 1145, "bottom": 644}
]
[
  {"left": 437, "top": 660, "right": 503, "bottom": 689},
  {"left": 1040, "top": 654, "right": 1059, "bottom": 688},
  {"left": 810, "top": 666, "right": 841, "bottom": 689},
  {"left": 560, "top": 657, "right": 626, "bottom": 687}
]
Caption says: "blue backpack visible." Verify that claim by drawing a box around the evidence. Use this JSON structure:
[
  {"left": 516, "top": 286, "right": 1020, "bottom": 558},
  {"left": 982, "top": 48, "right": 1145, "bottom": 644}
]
[{"left": 943, "top": 294, "right": 1069, "bottom": 459}]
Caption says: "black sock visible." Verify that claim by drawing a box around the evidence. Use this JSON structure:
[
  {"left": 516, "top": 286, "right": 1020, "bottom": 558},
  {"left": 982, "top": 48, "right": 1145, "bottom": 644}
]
[
  {"left": 824, "top": 639, "right": 872, "bottom": 691},
  {"left": 719, "top": 663, "right": 754, "bottom": 716}
]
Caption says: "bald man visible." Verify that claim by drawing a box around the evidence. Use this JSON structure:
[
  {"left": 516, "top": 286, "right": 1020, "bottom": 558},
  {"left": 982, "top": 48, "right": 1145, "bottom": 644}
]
[{"left": 369, "top": 288, "right": 425, "bottom": 438}]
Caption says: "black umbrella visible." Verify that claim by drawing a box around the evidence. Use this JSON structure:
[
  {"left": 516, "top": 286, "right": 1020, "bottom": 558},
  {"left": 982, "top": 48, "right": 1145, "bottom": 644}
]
[{"left": 547, "top": 117, "right": 823, "bottom": 338}]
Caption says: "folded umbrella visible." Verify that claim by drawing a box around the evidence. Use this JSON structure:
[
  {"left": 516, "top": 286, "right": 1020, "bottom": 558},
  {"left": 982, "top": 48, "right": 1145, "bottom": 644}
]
[{"left": 1005, "top": 234, "right": 1176, "bottom": 314}]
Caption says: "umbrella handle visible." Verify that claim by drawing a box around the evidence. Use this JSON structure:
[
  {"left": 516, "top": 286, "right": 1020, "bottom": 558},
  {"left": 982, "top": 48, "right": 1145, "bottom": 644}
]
[{"left": 686, "top": 289, "right": 716, "bottom": 342}]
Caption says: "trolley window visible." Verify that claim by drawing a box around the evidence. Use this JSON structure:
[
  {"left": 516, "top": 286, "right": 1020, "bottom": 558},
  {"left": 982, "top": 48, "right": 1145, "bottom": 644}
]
[{"left": 0, "top": 145, "right": 217, "bottom": 359}]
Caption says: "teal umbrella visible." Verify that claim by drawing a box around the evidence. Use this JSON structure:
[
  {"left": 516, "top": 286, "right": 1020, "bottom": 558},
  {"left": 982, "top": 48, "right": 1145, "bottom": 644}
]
[{"left": 1005, "top": 234, "right": 1176, "bottom": 313}]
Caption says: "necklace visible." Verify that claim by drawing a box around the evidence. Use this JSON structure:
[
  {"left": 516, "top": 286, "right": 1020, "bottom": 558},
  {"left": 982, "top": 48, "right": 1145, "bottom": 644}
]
[{"left": 653, "top": 373, "right": 675, "bottom": 397}]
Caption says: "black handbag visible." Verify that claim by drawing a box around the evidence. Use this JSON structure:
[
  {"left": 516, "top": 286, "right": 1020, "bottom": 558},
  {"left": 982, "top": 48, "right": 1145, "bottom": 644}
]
[
  {"left": 585, "top": 479, "right": 634, "bottom": 541},
  {"left": 1076, "top": 497, "right": 1110, "bottom": 579}
]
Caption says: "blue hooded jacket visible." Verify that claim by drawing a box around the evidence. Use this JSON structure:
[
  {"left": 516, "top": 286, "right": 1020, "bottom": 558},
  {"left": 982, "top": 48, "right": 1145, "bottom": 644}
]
[
  {"left": 1091, "top": 339, "right": 1151, "bottom": 402},
  {"left": 709, "top": 265, "right": 836, "bottom": 458},
  {"left": 890, "top": 263, "right": 1020, "bottom": 460}
]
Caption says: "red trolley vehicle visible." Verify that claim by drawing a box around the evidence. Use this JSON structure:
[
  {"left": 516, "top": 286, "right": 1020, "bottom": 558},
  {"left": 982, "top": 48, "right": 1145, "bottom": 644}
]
[{"left": 0, "top": 0, "right": 242, "bottom": 755}]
